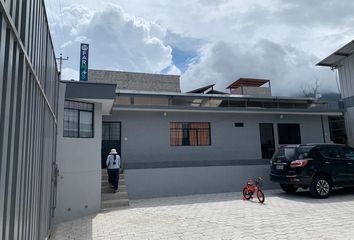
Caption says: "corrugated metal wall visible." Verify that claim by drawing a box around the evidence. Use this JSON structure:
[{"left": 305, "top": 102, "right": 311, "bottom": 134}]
[
  {"left": 0, "top": 0, "right": 59, "bottom": 239},
  {"left": 338, "top": 53, "right": 354, "bottom": 147}
]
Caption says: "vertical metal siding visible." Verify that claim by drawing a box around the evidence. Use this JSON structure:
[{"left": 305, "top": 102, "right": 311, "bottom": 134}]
[
  {"left": 0, "top": 0, "right": 59, "bottom": 239},
  {"left": 338, "top": 54, "right": 354, "bottom": 99},
  {"left": 339, "top": 54, "right": 354, "bottom": 146}
]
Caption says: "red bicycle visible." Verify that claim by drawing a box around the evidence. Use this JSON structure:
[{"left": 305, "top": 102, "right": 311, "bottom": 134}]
[{"left": 242, "top": 177, "right": 265, "bottom": 203}]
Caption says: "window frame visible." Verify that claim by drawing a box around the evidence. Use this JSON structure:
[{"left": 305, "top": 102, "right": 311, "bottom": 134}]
[
  {"left": 170, "top": 122, "right": 211, "bottom": 146},
  {"left": 63, "top": 100, "right": 94, "bottom": 138}
]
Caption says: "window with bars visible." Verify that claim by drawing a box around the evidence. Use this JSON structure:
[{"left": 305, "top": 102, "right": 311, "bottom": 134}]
[
  {"left": 170, "top": 122, "right": 211, "bottom": 146},
  {"left": 64, "top": 100, "right": 94, "bottom": 138},
  {"left": 102, "top": 122, "right": 121, "bottom": 140}
]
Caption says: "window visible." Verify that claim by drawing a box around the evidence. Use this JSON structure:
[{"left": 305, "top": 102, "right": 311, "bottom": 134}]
[
  {"left": 102, "top": 122, "right": 121, "bottom": 140},
  {"left": 170, "top": 122, "right": 211, "bottom": 146},
  {"left": 234, "top": 122, "right": 244, "bottom": 127},
  {"left": 278, "top": 124, "right": 301, "bottom": 144},
  {"left": 64, "top": 100, "right": 94, "bottom": 138},
  {"left": 319, "top": 146, "right": 342, "bottom": 159},
  {"left": 343, "top": 147, "right": 354, "bottom": 160}
]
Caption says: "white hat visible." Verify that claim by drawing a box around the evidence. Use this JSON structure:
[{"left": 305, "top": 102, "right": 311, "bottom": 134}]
[{"left": 109, "top": 149, "right": 118, "bottom": 155}]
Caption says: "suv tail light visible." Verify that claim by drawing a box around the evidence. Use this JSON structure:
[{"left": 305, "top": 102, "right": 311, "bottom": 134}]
[{"left": 290, "top": 159, "right": 309, "bottom": 168}]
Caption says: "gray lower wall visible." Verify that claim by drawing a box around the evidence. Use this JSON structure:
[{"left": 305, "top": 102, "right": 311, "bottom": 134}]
[
  {"left": 55, "top": 89, "right": 103, "bottom": 223},
  {"left": 125, "top": 165, "right": 277, "bottom": 199}
]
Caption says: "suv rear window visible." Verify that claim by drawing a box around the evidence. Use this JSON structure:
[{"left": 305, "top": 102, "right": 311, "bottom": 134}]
[
  {"left": 273, "top": 147, "right": 297, "bottom": 161},
  {"left": 298, "top": 146, "right": 313, "bottom": 159},
  {"left": 273, "top": 146, "right": 313, "bottom": 161}
]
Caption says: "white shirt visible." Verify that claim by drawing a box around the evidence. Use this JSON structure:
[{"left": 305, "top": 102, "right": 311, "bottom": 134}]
[{"left": 106, "top": 154, "right": 121, "bottom": 169}]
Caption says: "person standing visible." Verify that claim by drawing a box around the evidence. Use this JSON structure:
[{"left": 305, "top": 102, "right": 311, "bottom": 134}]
[{"left": 106, "top": 148, "right": 120, "bottom": 193}]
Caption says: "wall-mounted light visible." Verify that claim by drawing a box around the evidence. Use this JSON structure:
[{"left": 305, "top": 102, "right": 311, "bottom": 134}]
[
  {"left": 280, "top": 114, "right": 284, "bottom": 119},
  {"left": 163, "top": 112, "right": 167, "bottom": 117}
]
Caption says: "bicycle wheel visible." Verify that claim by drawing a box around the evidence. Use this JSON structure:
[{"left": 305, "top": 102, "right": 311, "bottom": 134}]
[
  {"left": 243, "top": 187, "right": 252, "bottom": 200},
  {"left": 257, "top": 190, "right": 265, "bottom": 203}
]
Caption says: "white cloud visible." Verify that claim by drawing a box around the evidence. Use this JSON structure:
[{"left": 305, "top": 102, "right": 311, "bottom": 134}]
[
  {"left": 45, "top": 0, "right": 354, "bottom": 95},
  {"left": 61, "top": 68, "right": 79, "bottom": 81},
  {"left": 182, "top": 40, "right": 338, "bottom": 96},
  {"left": 48, "top": 4, "right": 179, "bottom": 76},
  {"left": 165, "top": 65, "right": 182, "bottom": 75}
]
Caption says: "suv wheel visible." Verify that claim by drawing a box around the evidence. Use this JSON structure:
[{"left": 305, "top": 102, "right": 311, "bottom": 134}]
[
  {"left": 310, "top": 175, "right": 331, "bottom": 198},
  {"left": 280, "top": 184, "right": 298, "bottom": 193}
]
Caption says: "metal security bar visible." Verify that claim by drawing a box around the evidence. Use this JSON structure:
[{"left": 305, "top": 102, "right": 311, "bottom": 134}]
[{"left": 0, "top": 1, "right": 59, "bottom": 240}]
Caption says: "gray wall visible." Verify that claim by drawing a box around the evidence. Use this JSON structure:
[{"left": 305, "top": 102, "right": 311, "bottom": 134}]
[
  {"left": 0, "top": 1, "right": 59, "bottom": 239},
  {"left": 344, "top": 107, "right": 354, "bottom": 147},
  {"left": 125, "top": 165, "right": 277, "bottom": 199},
  {"left": 104, "top": 110, "right": 331, "bottom": 199},
  {"left": 55, "top": 91, "right": 102, "bottom": 223},
  {"left": 88, "top": 69, "right": 181, "bottom": 92},
  {"left": 105, "top": 111, "right": 331, "bottom": 163}
]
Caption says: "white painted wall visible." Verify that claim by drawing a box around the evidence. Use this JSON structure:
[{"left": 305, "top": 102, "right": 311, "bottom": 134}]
[{"left": 55, "top": 83, "right": 103, "bottom": 223}]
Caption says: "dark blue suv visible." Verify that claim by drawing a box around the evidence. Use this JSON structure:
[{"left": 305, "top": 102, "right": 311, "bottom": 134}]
[{"left": 270, "top": 144, "right": 354, "bottom": 198}]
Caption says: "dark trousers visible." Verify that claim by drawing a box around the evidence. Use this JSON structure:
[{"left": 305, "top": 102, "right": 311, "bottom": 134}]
[{"left": 108, "top": 168, "right": 119, "bottom": 190}]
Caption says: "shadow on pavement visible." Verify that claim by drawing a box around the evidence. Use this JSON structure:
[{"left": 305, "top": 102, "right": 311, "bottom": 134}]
[
  {"left": 129, "top": 190, "right": 280, "bottom": 208},
  {"left": 272, "top": 187, "right": 354, "bottom": 203}
]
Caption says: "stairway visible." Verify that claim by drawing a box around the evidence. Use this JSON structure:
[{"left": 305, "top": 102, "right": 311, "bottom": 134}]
[{"left": 101, "top": 169, "right": 130, "bottom": 209}]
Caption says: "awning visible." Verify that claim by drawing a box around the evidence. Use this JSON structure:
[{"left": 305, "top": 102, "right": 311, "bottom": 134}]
[
  {"left": 63, "top": 80, "right": 117, "bottom": 115},
  {"left": 317, "top": 40, "right": 354, "bottom": 68},
  {"left": 227, "top": 78, "right": 270, "bottom": 89}
]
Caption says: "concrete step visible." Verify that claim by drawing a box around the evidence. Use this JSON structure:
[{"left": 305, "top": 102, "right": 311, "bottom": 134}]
[
  {"left": 101, "top": 185, "right": 127, "bottom": 193},
  {"left": 101, "top": 199, "right": 129, "bottom": 209},
  {"left": 101, "top": 192, "right": 128, "bottom": 201}
]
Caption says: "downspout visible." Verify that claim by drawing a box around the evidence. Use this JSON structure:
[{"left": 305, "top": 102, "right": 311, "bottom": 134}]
[{"left": 321, "top": 115, "right": 326, "bottom": 143}]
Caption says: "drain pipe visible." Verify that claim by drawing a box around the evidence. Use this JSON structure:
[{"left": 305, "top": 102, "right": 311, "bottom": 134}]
[{"left": 321, "top": 115, "right": 326, "bottom": 143}]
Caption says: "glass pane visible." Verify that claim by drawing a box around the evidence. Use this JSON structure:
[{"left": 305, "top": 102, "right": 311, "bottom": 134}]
[
  {"left": 278, "top": 124, "right": 301, "bottom": 144},
  {"left": 65, "top": 100, "right": 93, "bottom": 111},
  {"left": 102, "top": 123, "right": 110, "bottom": 140},
  {"left": 64, "top": 109, "right": 78, "bottom": 137},
  {"left": 344, "top": 148, "right": 354, "bottom": 160},
  {"left": 79, "top": 111, "right": 93, "bottom": 138},
  {"left": 319, "top": 147, "right": 341, "bottom": 159}
]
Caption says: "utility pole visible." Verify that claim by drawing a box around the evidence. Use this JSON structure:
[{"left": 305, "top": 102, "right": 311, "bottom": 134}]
[{"left": 56, "top": 53, "right": 69, "bottom": 80}]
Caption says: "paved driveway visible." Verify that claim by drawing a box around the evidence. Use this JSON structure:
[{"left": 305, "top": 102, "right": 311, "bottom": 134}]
[{"left": 52, "top": 189, "right": 354, "bottom": 240}]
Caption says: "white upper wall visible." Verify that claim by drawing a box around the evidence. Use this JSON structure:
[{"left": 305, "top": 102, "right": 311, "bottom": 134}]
[{"left": 55, "top": 83, "right": 103, "bottom": 223}]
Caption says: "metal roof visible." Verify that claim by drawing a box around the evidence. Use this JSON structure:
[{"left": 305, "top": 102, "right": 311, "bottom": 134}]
[
  {"left": 187, "top": 84, "right": 227, "bottom": 94},
  {"left": 117, "top": 89, "right": 318, "bottom": 102},
  {"left": 317, "top": 40, "right": 354, "bottom": 68},
  {"left": 187, "top": 84, "right": 215, "bottom": 93},
  {"left": 226, "top": 78, "right": 270, "bottom": 89}
]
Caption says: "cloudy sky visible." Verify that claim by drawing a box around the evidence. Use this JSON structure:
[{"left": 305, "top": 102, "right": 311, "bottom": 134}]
[{"left": 44, "top": 0, "right": 354, "bottom": 96}]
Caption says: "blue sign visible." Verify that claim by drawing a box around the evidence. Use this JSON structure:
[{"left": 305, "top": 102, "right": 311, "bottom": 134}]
[{"left": 79, "top": 43, "right": 89, "bottom": 81}]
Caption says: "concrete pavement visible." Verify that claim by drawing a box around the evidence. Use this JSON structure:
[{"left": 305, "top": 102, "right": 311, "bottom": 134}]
[{"left": 51, "top": 189, "right": 354, "bottom": 240}]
